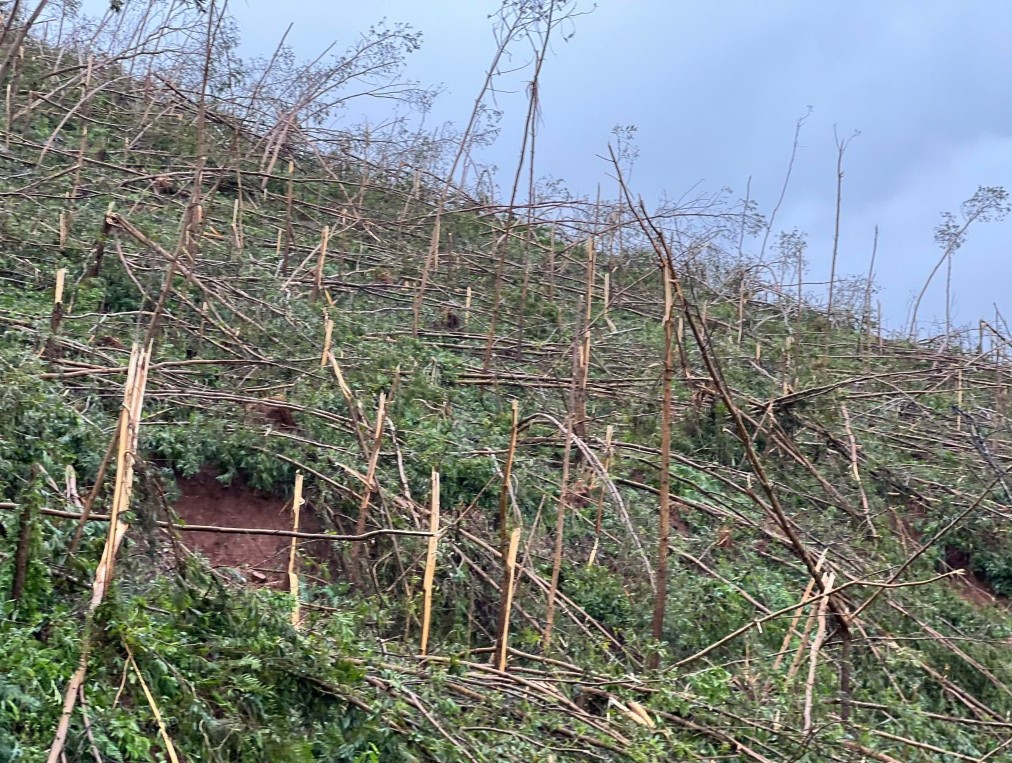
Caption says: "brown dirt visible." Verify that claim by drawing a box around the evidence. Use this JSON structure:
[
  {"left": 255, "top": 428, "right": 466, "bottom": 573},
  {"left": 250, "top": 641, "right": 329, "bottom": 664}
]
[
  {"left": 943, "top": 546, "right": 1005, "bottom": 608},
  {"left": 890, "top": 505, "right": 1007, "bottom": 609},
  {"left": 173, "top": 467, "right": 326, "bottom": 589},
  {"left": 884, "top": 500, "right": 1012, "bottom": 609}
]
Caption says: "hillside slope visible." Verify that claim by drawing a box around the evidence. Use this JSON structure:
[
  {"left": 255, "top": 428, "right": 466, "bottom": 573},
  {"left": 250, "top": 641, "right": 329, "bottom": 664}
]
[{"left": 2, "top": 8, "right": 1012, "bottom": 763}]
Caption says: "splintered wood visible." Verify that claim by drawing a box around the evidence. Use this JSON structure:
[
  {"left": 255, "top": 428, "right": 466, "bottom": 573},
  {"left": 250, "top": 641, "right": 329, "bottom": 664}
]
[
  {"left": 289, "top": 472, "right": 304, "bottom": 629},
  {"left": 420, "top": 470, "right": 440, "bottom": 655},
  {"left": 48, "top": 342, "right": 150, "bottom": 763},
  {"left": 494, "top": 527, "right": 522, "bottom": 672}
]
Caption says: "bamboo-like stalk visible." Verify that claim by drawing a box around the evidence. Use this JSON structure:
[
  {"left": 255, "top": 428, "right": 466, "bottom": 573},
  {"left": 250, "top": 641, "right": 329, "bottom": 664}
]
[
  {"left": 46, "top": 519, "right": 128, "bottom": 763},
  {"left": 776, "top": 552, "right": 826, "bottom": 671},
  {"left": 786, "top": 588, "right": 823, "bottom": 685},
  {"left": 320, "top": 315, "right": 333, "bottom": 368},
  {"left": 587, "top": 424, "right": 613, "bottom": 567},
  {"left": 515, "top": 263, "right": 531, "bottom": 360},
  {"left": 288, "top": 472, "right": 304, "bottom": 629},
  {"left": 573, "top": 237, "right": 595, "bottom": 439},
  {"left": 998, "top": 308, "right": 1004, "bottom": 364},
  {"left": 648, "top": 260, "right": 679, "bottom": 669},
  {"left": 547, "top": 227, "right": 556, "bottom": 302},
  {"left": 231, "top": 196, "right": 243, "bottom": 254},
  {"left": 878, "top": 301, "right": 884, "bottom": 351},
  {"left": 4, "top": 83, "right": 10, "bottom": 148},
  {"left": 46, "top": 268, "right": 66, "bottom": 349},
  {"left": 797, "top": 245, "right": 805, "bottom": 339},
  {"left": 328, "top": 353, "right": 370, "bottom": 457},
  {"left": 956, "top": 368, "right": 963, "bottom": 431},
  {"left": 494, "top": 400, "right": 520, "bottom": 658},
  {"left": 10, "top": 468, "right": 37, "bottom": 603},
  {"left": 497, "top": 400, "right": 520, "bottom": 549},
  {"left": 350, "top": 392, "right": 386, "bottom": 584},
  {"left": 126, "top": 645, "right": 181, "bottom": 763},
  {"left": 282, "top": 159, "right": 295, "bottom": 274},
  {"left": 840, "top": 404, "right": 876, "bottom": 538},
  {"left": 420, "top": 470, "right": 440, "bottom": 655},
  {"left": 736, "top": 277, "right": 746, "bottom": 348},
  {"left": 860, "top": 225, "right": 878, "bottom": 357},
  {"left": 69, "top": 120, "right": 88, "bottom": 203},
  {"left": 828, "top": 130, "right": 856, "bottom": 322},
  {"left": 494, "top": 527, "right": 522, "bottom": 671},
  {"left": 4, "top": 504, "right": 432, "bottom": 542},
  {"left": 761, "top": 551, "right": 826, "bottom": 701},
  {"left": 602, "top": 271, "right": 617, "bottom": 332},
  {"left": 312, "top": 224, "right": 330, "bottom": 302},
  {"left": 77, "top": 685, "right": 103, "bottom": 763},
  {"left": 543, "top": 406, "right": 575, "bottom": 650},
  {"left": 104, "top": 342, "right": 150, "bottom": 577},
  {"left": 785, "top": 334, "right": 795, "bottom": 392},
  {"left": 803, "top": 571, "right": 836, "bottom": 733}
]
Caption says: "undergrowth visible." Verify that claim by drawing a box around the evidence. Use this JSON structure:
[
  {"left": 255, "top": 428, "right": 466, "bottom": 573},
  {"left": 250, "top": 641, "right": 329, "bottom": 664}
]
[{"left": 1, "top": 3, "right": 1012, "bottom": 762}]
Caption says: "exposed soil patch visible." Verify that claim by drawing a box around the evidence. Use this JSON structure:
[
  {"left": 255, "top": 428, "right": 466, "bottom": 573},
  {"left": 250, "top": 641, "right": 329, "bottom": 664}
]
[
  {"left": 943, "top": 546, "right": 1005, "bottom": 608},
  {"left": 892, "top": 506, "right": 1007, "bottom": 609},
  {"left": 173, "top": 467, "right": 327, "bottom": 589}
]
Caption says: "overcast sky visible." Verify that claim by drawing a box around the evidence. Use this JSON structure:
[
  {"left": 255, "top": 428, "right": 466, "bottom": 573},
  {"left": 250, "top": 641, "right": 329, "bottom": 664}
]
[{"left": 89, "top": 1, "right": 1012, "bottom": 330}]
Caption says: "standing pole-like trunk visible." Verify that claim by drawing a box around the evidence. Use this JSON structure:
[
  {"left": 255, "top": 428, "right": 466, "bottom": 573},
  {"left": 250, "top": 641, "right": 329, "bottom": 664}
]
[
  {"left": 544, "top": 338, "right": 580, "bottom": 650},
  {"left": 944, "top": 245, "right": 953, "bottom": 350},
  {"left": 493, "top": 399, "right": 520, "bottom": 665},
  {"left": 496, "top": 400, "right": 520, "bottom": 548},
  {"left": 649, "top": 265, "right": 677, "bottom": 668},
  {"left": 827, "top": 132, "right": 848, "bottom": 322},
  {"left": 350, "top": 393, "right": 386, "bottom": 586},
  {"left": 573, "top": 237, "right": 595, "bottom": 439},
  {"left": 420, "top": 471, "right": 440, "bottom": 656},
  {"left": 860, "top": 225, "right": 878, "bottom": 359}
]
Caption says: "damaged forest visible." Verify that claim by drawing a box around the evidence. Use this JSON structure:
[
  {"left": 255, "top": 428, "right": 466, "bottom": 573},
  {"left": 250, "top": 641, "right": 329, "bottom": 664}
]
[{"left": 3, "top": 2, "right": 1012, "bottom": 761}]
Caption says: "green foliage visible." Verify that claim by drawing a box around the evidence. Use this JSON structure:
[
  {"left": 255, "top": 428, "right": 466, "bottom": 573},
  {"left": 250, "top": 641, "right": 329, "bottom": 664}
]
[
  {"left": 972, "top": 550, "right": 1012, "bottom": 597},
  {"left": 562, "top": 563, "right": 637, "bottom": 632},
  {"left": 2, "top": 12, "right": 1012, "bottom": 762},
  {"left": 0, "top": 356, "right": 102, "bottom": 500}
]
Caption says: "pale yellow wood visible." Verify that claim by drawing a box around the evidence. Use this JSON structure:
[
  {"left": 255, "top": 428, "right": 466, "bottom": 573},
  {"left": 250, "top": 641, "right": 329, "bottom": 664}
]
[
  {"left": 54, "top": 268, "right": 66, "bottom": 305},
  {"left": 321, "top": 316, "right": 334, "bottom": 367},
  {"left": 289, "top": 472, "right": 304, "bottom": 629},
  {"left": 494, "top": 527, "right": 522, "bottom": 671},
  {"left": 47, "top": 520, "right": 129, "bottom": 763},
  {"left": 420, "top": 471, "right": 440, "bottom": 655},
  {"left": 127, "top": 645, "right": 181, "bottom": 763}
]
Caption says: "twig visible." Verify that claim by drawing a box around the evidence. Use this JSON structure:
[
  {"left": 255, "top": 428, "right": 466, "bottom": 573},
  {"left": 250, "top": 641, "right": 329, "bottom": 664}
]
[{"left": 0, "top": 504, "right": 432, "bottom": 541}]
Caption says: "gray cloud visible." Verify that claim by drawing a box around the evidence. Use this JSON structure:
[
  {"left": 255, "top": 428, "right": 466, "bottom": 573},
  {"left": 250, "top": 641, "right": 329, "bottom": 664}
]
[{"left": 82, "top": 0, "right": 1012, "bottom": 328}]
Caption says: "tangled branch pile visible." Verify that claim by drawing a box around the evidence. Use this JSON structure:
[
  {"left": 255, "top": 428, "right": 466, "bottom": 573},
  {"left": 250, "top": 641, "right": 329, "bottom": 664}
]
[{"left": 2, "top": 3, "right": 1012, "bottom": 762}]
